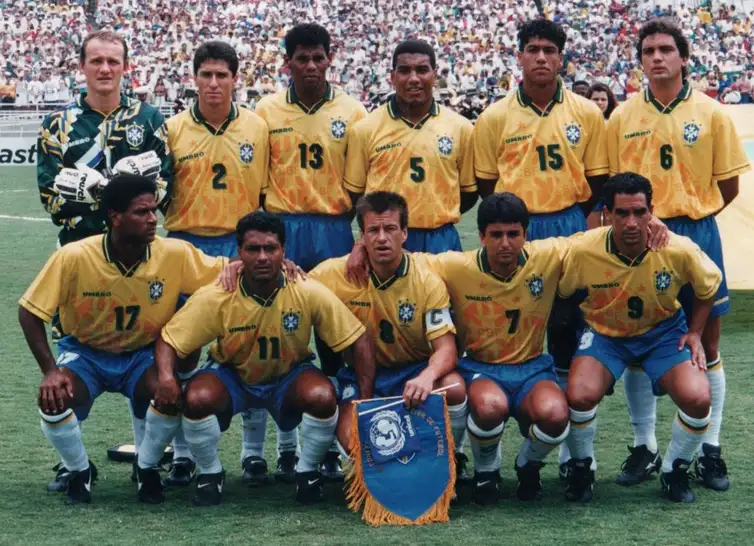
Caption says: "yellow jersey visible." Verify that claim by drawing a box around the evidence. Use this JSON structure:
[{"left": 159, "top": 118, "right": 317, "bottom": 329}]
[
  {"left": 19, "top": 235, "right": 227, "bottom": 353},
  {"left": 309, "top": 253, "right": 455, "bottom": 368},
  {"left": 256, "top": 84, "right": 367, "bottom": 215},
  {"left": 416, "top": 237, "right": 572, "bottom": 364},
  {"left": 558, "top": 227, "right": 722, "bottom": 337},
  {"left": 474, "top": 81, "right": 608, "bottom": 213},
  {"left": 164, "top": 102, "right": 269, "bottom": 236},
  {"left": 161, "top": 274, "right": 365, "bottom": 385},
  {"left": 607, "top": 84, "right": 751, "bottom": 219},
  {"left": 343, "top": 96, "right": 476, "bottom": 229}
]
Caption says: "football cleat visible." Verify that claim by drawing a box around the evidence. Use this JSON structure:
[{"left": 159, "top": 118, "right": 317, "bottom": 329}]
[
  {"left": 164, "top": 457, "right": 197, "bottom": 487},
  {"left": 49, "top": 460, "right": 98, "bottom": 493},
  {"left": 241, "top": 456, "right": 269, "bottom": 487},
  {"left": 661, "top": 459, "right": 695, "bottom": 503},
  {"left": 65, "top": 466, "right": 94, "bottom": 505},
  {"left": 320, "top": 451, "right": 345, "bottom": 483},
  {"left": 615, "top": 445, "right": 662, "bottom": 486},
  {"left": 472, "top": 470, "right": 501, "bottom": 505},
  {"left": 515, "top": 461, "right": 544, "bottom": 501},
  {"left": 455, "top": 452, "right": 472, "bottom": 485},
  {"left": 695, "top": 443, "right": 730, "bottom": 491},
  {"left": 192, "top": 471, "right": 225, "bottom": 507},
  {"left": 565, "top": 458, "right": 595, "bottom": 502},
  {"left": 558, "top": 462, "right": 570, "bottom": 482},
  {"left": 136, "top": 466, "right": 165, "bottom": 504},
  {"left": 295, "top": 470, "right": 325, "bottom": 504},
  {"left": 274, "top": 451, "right": 298, "bottom": 484}
]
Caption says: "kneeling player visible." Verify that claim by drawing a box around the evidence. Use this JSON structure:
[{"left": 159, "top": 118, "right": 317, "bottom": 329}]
[
  {"left": 146, "top": 212, "right": 373, "bottom": 506},
  {"left": 18, "top": 175, "right": 230, "bottom": 505},
  {"left": 559, "top": 173, "right": 719, "bottom": 503},
  {"left": 308, "top": 192, "right": 466, "bottom": 463}
]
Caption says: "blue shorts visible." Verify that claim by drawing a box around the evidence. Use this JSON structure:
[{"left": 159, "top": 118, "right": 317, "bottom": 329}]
[
  {"left": 591, "top": 199, "right": 606, "bottom": 213},
  {"left": 197, "top": 359, "right": 319, "bottom": 431},
  {"left": 575, "top": 310, "right": 691, "bottom": 395},
  {"left": 405, "top": 223, "right": 462, "bottom": 253},
  {"left": 665, "top": 215, "right": 729, "bottom": 318},
  {"left": 56, "top": 336, "right": 153, "bottom": 421},
  {"left": 458, "top": 354, "right": 557, "bottom": 419},
  {"left": 168, "top": 231, "right": 237, "bottom": 309},
  {"left": 526, "top": 204, "right": 586, "bottom": 241},
  {"left": 336, "top": 361, "right": 427, "bottom": 403},
  {"left": 281, "top": 213, "right": 355, "bottom": 272}
]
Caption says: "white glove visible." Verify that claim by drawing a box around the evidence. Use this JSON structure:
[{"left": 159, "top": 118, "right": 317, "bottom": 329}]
[
  {"left": 112, "top": 151, "right": 162, "bottom": 179},
  {"left": 53, "top": 167, "right": 107, "bottom": 204}
]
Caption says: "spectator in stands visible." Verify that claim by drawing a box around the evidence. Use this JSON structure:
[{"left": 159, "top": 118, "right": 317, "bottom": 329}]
[{"left": 587, "top": 82, "right": 617, "bottom": 120}]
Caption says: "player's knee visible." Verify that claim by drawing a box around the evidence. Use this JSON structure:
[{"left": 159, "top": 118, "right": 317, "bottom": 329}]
[
  {"left": 469, "top": 392, "right": 508, "bottom": 429},
  {"left": 533, "top": 393, "right": 569, "bottom": 429},
  {"left": 677, "top": 385, "right": 711, "bottom": 419},
  {"left": 438, "top": 373, "right": 466, "bottom": 405},
  {"left": 183, "top": 385, "right": 220, "bottom": 420},
  {"left": 304, "top": 382, "right": 337, "bottom": 418},
  {"left": 567, "top": 383, "right": 602, "bottom": 412}
]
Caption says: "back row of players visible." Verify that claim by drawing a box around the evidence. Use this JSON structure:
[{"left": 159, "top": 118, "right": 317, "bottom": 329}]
[{"left": 26, "top": 17, "right": 749, "bottom": 507}]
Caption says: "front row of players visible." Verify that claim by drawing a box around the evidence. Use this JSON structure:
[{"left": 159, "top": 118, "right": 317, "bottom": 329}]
[{"left": 20, "top": 173, "right": 721, "bottom": 506}]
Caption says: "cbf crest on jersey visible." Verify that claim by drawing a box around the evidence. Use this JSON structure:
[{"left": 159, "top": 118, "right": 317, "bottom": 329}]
[
  {"left": 654, "top": 268, "right": 673, "bottom": 294},
  {"left": 346, "top": 393, "right": 455, "bottom": 526},
  {"left": 526, "top": 273, "right": 544, "bottom": 299},
  {"left": 126, "top": 124, "right": 145, "bottom": 147},
  {"left": 564, "top": 121, "right": 582, "bottom": 146},
  {"left": 281, "top": 309, "right": 301, "bottom": 334},
  {"left": 437, "top": 135, "right": 454, "bottom": 157},
  {"left": 682, "top": 121, "right": 701, "bottom": 146},
  {"left": 148, "top": 279, "right": 164, "bottom": 303},
  {"left": 398, "top": 300, "right": 416, "bottom": 325},
  {"left": 239, "top": 142, "right": 255, "bottom": 164},
  {"left": 331, "top": 119, "right": 347, "bottom": 140}
]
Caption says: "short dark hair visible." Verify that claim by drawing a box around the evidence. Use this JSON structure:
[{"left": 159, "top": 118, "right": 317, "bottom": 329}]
[
  {"left": 236, "top": 211, "right": 286, "bottom": 247},
  {"left": 518, "top": 19, "right": 567, "bottom": 53},
  {"left": 603, "top": 173, "right": 653, "bottom": 211},
  {"left": 477, "top": 192, "right": 530, "bottom": 234},
  {"left": 572, "top": 80, "right": 590, "bottom": 90},
  {"left": 355, "top": 191, "right": 409, "bottom": 231},
  {"left": 637, "top": 19, "right": 689, "bottom": 79},
  {"left": 193, "top": 41, "right": 239, "bottom": 77},
  {"left": 101, "top": 174, "right": 156, "bottom": 226},
  {"left": 587, "top": 82, "right": 618, "bottom": 119},
  {"left": 284, "top": 23, "right": 331, "bottom": 58},
  {"left": 80, "top": 30, "right": 128, "bottom": 65},
  {"left": 392, "top": 39, "right": 436, "bottom": 70}
]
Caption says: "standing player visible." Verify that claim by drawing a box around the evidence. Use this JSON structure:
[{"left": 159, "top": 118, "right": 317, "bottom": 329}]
[
  {"left": 250, "top": 23, "right": 368, "bottom": 482},
  {"left": 606, "top": 19, "right": 751, "bottom": 490},
  {"left": 473, "top": 19, "right": 609, "bottom": 475},
  {"left": 148, "top": 212, "right": 374, "bottom": 506},
  {"left": 559, "top": 173, "right": 720, "bottom": 503},
  {"left": 344, "top": 40, "right": 477, "bottom": 254},
  {"left": 162, "top": 41, "right": 269, "bottom": 487},
  {"left": 18, "top": 175, "right": 229, "bottom": 505},
  {"left": 36, "top": 30, "right": 172, "bottom": 492},
  {"left": 308, "top": 192, "right": 466, "bottom": 460}
]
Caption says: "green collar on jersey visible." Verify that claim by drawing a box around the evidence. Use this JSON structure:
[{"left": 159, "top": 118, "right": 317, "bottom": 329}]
[
  {"left": 370, "top": 252, "right": 410, "bottom": 291},
  {"left": 477, "top": 247, "right": 529, "bottom": 282},
  {"left": 190, "top": 101, "right": 239, "bottom": 136},
  {"left": 644, "top": 81, "right": 692, "bottom": 114},
  {"left": 516, "top": 78, "right": 564, "bottom": 117},
  {"left": 286, "top": 83, "right": 335, "bottom": 114},
  {"left": 102, "top": 233, "right": 151, "bottom": 277},
  {"left": 606, "top": 228, "right": 650, "bottom": 267},
  {"left": 240, "top": 272, "right": 286, "bottom": 307},
  {"left": 386, "top": 94, "right": 439, "bottom": 130}
]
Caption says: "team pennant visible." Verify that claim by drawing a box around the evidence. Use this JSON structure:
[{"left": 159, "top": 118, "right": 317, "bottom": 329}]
[{"left": 345, "top": 393, "right": 456, "bottom": 526}]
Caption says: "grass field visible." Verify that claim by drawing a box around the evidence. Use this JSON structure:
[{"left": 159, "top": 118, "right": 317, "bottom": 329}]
[{"left": 1, "top": 166, "right": 753, "bottom": 546}]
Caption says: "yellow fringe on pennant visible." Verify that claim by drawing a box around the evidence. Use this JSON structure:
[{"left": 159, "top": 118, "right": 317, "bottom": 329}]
[{"left": 345, "top": 393, "right": 456, "bottom": 526}]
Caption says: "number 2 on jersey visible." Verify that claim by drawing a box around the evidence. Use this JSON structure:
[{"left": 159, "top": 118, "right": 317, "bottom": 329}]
[{"left": 212, "top": 163, "right": 227, "bottom": 189}]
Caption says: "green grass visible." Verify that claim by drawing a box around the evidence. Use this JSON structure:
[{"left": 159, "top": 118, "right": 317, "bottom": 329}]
[{"left": 1, "top": 167, "right": 753, "bottom": 546}]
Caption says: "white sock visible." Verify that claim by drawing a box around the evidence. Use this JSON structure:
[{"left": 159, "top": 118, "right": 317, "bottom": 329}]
[
  {"left": 516, "top": 423, "right": 570, "bottom": 467},
  {"left": 700, "top": 356, "right": 725, "bottom": 450},
  {"left": 171, "top": 426, "right": 194, "bottom": 461},
  {"left": 40, "top": 409, "right": 89, "bottom": 472},
  {"left": 138, "top": 405, "right": 181, "bottom": 469},
  {"left": 624, "top": 366, "right": 658, "bottom": 452},
  {"left": 297, "top": 410, "right": 338, "bottom": 473},
  {"left": 556, "top": 372, "right": 572, "bottom": 465},
  {"left": 662, "top": 410, "right": 710, "bottom": 473},
  {"left": 448, "top": 397, "right": 468, "bottom": 453},
  {"left": 240, "top": 408, "right": 268, "bottom": 463},
  {"left": 467, "top": 415, "right": 504, "bottom": 472},
  {"left": 566, "top": 406, "right": 597, "bottom": 464},
  {"left": 276, "top": 426, "right": 300, "bottom": 457},
  {"left": 183, "top": 415, "right": 223, "bottom": 474},
  {"left": 128, "top": 399, "right": 146, "bottom": 452}
]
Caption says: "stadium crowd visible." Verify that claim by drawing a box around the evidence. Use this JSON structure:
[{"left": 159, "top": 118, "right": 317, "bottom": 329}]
[{"left": 1, "top": 0, "right": 753, "bottom": 111}]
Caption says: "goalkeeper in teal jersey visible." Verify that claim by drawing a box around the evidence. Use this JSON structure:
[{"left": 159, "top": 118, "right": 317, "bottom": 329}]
[{"left": 37, "top": 30, "right": 172, "bottom": 246}]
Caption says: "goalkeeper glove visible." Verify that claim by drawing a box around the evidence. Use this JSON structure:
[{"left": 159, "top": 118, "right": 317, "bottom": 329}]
[
  {"left": 52, "top": 167, "right": 107, "bottom": 204},
  {"left": 112, "top": 151, "right": 162, "bottom": 179}
]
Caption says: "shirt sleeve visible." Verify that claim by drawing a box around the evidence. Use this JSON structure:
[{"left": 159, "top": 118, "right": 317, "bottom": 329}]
[
  {"left": 308, "top": 280, "right": 366, "bottom": 352},
  {"left": 557, "top": 241, "right": 583, "bottom": 299},
  {"left": 583, "top": 106, "right": 609, "bottom": 177},
  {"left": 458, "top": 120, "right": 477, "bottom": 192},
  {"left": 19, "top": 248, "right": 69, "bottom": 322},
  {"left": 682, "top": 239, "right": 723, "bottom": 301},
  {"left": 145, "top": 110, "right": 174, "bottom": 212},
  {"left": 256, "top": 117, "right": 270, "bottom": 198},
  {"left": 343, "top": 120, "right": 369, "bottom": 193},
  {"left": 606, "top": 107, "right": 621, "bottom": 176},
  {"left": 710, "top": 107, "right": 751, "bottom": 181},
  {"left": 161, "top": 287, "right": 224, "bottom": 358},
  {"left": 473, "top": 107, "right": 500, "bottom": 181},
  {"left": 423, "top": 271, "right": 456, "bottom": 342},
  {"left": 178, "top": 241, "right": 228, "bottom": 295}
]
